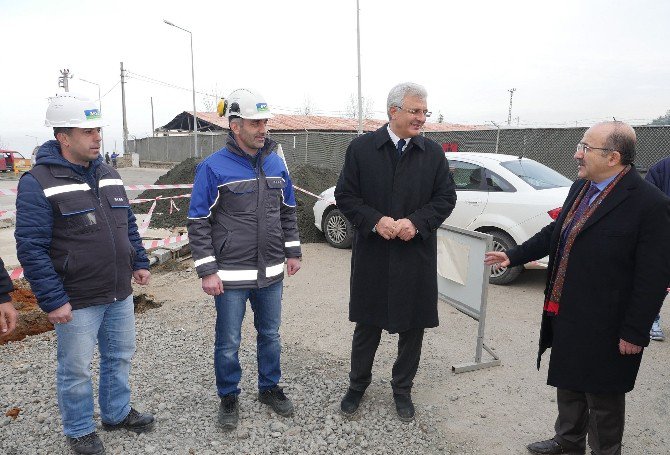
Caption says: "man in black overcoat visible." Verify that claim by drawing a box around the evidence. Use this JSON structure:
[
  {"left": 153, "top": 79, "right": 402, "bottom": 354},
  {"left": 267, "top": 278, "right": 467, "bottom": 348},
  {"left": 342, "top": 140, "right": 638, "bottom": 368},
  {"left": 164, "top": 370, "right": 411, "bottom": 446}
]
[
  {"left": 335, "top": 82, "right": 457, "bottom": 421},
  {"left": 485, "top": 121, "right": 670, "bottom": 455}
]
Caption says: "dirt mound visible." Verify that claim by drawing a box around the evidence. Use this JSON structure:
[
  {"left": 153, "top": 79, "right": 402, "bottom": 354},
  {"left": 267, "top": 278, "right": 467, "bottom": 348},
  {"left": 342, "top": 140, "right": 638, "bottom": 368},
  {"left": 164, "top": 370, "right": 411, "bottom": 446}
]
[
  {"left": 136, "top": 157, "right": 338, "bottom": 243},
  {"left": 135, "top": 157, "right": 202, "bottom": 230},
  {"left": 1, "top": 280, "right": 52, "bottom": 344},
  {"left": 133, "top": 293, "right": 162, "bottom": 314}
]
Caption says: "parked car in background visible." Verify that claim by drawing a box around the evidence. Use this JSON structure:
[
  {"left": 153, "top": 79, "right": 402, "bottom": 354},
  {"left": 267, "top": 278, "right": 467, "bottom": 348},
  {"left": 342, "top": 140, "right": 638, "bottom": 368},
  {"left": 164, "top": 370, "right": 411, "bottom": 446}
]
[
  {"left": 0, "top": 151, "right": 17, "bottom": 172},
  {"left": 313, "top": 153, "right": 573, "bottom": 284}
]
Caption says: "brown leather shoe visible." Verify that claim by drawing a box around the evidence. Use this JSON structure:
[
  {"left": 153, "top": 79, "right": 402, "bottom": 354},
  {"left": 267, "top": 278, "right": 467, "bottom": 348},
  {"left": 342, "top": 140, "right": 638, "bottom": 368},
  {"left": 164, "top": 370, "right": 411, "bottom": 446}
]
[{"left": 527, "top": 438, "right": 583, "bottom": 454}]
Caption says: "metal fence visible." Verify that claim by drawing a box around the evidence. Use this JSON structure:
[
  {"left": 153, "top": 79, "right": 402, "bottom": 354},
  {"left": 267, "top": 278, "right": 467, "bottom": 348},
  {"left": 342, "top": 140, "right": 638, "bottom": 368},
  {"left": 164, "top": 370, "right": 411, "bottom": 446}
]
[{"left": 129, "top": 126, "right": 670, "bottom": 177}]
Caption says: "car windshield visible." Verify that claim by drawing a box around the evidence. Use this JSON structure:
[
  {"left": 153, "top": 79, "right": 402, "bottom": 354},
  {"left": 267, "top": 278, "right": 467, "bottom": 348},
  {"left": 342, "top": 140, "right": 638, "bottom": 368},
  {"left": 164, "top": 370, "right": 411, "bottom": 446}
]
[{"left": 499, "top": 159, "right": 572, "bottom": 190}]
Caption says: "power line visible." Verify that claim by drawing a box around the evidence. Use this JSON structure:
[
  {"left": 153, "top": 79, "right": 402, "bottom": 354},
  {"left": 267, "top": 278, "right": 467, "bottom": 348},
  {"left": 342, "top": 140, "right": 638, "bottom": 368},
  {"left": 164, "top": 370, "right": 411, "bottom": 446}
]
[
  {"left": 101, "top": 80, "right": 120, "bottom": 99},
  {"left": 126, "top": 70, "right": 216, "bottom": 98}
]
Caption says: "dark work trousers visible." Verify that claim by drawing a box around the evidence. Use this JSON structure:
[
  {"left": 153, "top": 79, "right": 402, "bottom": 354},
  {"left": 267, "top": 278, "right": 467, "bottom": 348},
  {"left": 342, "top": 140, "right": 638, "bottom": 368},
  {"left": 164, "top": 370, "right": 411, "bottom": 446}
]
[
  {"left": 348, "top": 323, "right": 424, "bottom": 395},
  {"left": 553, "top": 388, "right": 625, "bottom": 455}
]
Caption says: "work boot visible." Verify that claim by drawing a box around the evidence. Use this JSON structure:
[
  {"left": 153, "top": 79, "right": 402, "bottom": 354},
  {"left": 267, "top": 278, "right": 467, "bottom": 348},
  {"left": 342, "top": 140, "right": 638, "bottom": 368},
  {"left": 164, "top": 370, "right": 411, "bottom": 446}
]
[
  {"left": 66, "top": 432, "right": 105, "bottom": 455},
  {"left": 527, "top": 438, "right": 583, "bottom": 454},
  {"left": 259, "top": 386, "right": 294, "bottom": 417},
  {"left": 218, "top": 394, "right": 239, "bottom": 429},
  {"left": 340, "top": 388, "right": 364, "bottom": 416},
  {"left": 393, "top": 393, "right": 415, "bottom": 422},
  {"left": 102, "top": 407, "right": 155, "bottom": 434}
]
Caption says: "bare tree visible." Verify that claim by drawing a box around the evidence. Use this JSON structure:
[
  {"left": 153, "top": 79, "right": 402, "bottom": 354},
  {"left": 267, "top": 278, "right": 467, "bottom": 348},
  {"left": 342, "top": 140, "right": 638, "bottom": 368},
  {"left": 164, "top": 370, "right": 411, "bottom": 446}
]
[
  {"left": 302, "top": 95, "right": 312, "bottom": 115},
  {"left": 345, "top": 94, "right": 374, "bottom": 119}
]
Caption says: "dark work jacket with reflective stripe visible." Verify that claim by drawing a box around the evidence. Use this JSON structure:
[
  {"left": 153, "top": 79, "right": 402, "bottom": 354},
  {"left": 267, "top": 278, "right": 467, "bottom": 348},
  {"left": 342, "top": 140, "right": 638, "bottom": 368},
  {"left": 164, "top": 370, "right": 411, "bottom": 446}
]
[
  {"left": 187, "top": 133, "right": 301, "bottom": 289},
  {"left": 16, "top": 141, "right": 147, "bottom": 312}
]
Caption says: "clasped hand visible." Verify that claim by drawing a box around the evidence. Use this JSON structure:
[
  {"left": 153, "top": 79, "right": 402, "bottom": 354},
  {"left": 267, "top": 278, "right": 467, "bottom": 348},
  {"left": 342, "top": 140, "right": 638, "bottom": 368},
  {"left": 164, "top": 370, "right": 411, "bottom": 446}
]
[{"left": 375, "top": 216, "right": 417, "bottom": 241}]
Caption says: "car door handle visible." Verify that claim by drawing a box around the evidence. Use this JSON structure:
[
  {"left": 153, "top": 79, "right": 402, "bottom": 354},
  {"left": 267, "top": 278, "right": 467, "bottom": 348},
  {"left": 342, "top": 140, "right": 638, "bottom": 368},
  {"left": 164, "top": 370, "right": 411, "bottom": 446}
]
[{"left": 465, "top": 201, "right": 482, "bottom": 205}]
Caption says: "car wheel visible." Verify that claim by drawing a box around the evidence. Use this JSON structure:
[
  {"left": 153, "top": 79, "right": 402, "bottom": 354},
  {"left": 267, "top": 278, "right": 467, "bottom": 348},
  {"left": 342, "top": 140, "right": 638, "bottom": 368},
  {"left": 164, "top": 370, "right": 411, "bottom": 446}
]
[
  {"left": 323, "top": 208, "right": 352, "bottom": 249},
  {"left": 488, "top": 230, "right": 523, "bottom": 285}
]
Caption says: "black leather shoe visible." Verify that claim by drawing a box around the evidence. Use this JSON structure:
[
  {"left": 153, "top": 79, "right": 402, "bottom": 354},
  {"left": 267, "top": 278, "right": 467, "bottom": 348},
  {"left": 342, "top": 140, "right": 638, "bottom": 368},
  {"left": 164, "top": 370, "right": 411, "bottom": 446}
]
[
  {"left": 66, "top": 432, "right": 105, "bottom": 455},
  {"left": 527, "top": 438, "right": 582, "bottom": 454},
  {"left": 340, "top": 388, "right": 364, "bottom": 416},
  {"left": 218, "top": 394, "right": 239, "bottom": 429},
  {"left": 259, "top": 386, "right": 294, "bottom": 417},
  {"left": 393, "top": 393, "right": 415, "bottom": 422},
  {"left": 102, "top": 407, "right": 155, "bottom": 434}
]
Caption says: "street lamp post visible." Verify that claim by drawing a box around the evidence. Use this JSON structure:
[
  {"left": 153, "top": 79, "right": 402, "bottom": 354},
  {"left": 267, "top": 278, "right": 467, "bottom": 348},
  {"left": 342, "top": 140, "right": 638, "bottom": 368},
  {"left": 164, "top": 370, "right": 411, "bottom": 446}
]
[
  {"left": 79, "top": 77, "right": 105, "bottom": 156},
  {"left": 164, "top": 19, "right": 198, "bottom": 158}
]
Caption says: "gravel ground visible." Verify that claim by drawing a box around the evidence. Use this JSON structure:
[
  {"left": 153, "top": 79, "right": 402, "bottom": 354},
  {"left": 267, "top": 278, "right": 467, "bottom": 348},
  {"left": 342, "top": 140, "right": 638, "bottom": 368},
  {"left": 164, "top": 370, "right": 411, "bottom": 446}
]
[
  {"left": 2, "top": 244, "right": 668, "bottom": 454},
  {"left": 0, "top": 264, "right": 461, "bottom": 455}
]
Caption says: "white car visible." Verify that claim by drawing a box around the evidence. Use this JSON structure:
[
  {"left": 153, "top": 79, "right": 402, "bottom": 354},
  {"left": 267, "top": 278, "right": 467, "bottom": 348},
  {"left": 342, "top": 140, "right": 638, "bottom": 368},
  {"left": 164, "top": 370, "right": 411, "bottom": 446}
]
[{"left": 312, "top": 153, "right": 573, "bottom": 284}]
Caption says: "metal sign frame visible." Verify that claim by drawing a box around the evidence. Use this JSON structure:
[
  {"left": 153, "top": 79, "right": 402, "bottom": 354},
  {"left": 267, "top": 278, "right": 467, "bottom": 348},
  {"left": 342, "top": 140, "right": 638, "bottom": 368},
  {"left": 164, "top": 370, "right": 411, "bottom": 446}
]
[{"left": 437, "top": 225, "right": 501, "bottom": 373}]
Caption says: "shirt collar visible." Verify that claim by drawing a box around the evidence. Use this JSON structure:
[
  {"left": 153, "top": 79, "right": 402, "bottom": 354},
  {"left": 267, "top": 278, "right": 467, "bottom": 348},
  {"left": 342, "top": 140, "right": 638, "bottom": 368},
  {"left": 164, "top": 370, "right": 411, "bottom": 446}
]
[
  {"left": 592, "top": 173, "right": 617, "bottom": 192},
  {"left": 387, "top": 125, "right": 410, "bottom": 151}
]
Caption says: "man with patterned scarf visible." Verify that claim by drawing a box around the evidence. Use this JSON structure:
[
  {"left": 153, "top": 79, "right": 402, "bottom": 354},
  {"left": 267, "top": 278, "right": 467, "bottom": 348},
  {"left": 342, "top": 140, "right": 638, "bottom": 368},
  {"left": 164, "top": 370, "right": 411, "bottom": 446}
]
[{"left": 485, "top": 121, "right": 670, "bottom": 455}]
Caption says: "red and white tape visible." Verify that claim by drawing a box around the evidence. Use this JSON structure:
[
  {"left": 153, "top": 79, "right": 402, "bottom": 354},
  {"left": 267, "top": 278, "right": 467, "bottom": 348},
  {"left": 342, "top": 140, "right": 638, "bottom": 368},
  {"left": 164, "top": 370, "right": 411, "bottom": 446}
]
[
  {"left": 142, "top": 233, "right": 189, "bottom": 249},
  {"left": 7, "top": 267, "right": 24, "bottom": 280},
  {"left": 0, "top": 183, "right": 194, "bottom": 197},
  {"left": 124, "top": 184, "right": 193, "bottom": 191},
  {"left": 130, "top": 194, "right": 191, "bottom": 204},
  {"left": 138, "top": 200, "right": 157, "bottom": 235},
  {"left": 0, "top": 209, "right": 17, "bottom": 220},
  {"left": 293, "top": 185, "right": 323, "bottom": 200}
]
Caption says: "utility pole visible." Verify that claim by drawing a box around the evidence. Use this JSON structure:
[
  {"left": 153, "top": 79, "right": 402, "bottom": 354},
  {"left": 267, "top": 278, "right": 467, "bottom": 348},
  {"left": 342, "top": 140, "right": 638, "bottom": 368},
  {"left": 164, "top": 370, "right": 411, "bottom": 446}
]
[
  {"left": 120, "top": 62, "right": 129, "bottom": 155},
  {"left": 58, "top": 69, "right": 72, "bottom": 91},
  {"left": 356, "top": 0, "right": 363, "bottom": 135},
  {"left": 507, "top": 88, "right": 516, "bottom": 126},
  {"left": 151, "top": 97, "right": 156, "bottom": 137},
  {"left": 515, "top": 116, "right": 520, "bottom": 127},
  {"left": 490, "top": 121, "right": 501, "bottom": 154}
]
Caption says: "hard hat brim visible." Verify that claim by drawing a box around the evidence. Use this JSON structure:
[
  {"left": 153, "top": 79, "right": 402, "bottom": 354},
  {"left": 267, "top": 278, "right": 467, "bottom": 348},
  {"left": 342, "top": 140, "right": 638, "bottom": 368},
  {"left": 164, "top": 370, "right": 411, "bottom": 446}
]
[
  {"left": 45, "top": 119, "right": 108, "bottom": 128},
  {"left": 238, "top": 112, "right": 274, "bottom": 120}
]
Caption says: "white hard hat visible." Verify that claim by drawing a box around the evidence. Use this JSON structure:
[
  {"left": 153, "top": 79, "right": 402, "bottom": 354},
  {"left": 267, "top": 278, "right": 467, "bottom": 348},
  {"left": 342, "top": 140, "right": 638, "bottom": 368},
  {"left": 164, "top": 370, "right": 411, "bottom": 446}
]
[
  {"left": 220, "top": 88, "right": 273, "bottom": 120},
  {"left": 45, "top": 92, "right": 105, "bottom": 128}
]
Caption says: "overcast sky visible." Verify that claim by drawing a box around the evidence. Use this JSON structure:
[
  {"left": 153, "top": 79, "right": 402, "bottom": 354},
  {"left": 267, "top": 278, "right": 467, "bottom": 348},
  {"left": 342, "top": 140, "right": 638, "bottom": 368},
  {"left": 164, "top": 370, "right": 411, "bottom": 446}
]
[{"left": 1, "top": 0, "right": 669, "bottom": 155}]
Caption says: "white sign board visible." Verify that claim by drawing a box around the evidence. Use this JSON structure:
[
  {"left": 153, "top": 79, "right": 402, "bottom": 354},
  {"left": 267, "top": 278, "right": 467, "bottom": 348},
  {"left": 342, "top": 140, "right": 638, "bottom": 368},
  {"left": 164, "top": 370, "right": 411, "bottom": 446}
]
[{"left": 437, "top": 225, "right": 501, "bottom": 373}]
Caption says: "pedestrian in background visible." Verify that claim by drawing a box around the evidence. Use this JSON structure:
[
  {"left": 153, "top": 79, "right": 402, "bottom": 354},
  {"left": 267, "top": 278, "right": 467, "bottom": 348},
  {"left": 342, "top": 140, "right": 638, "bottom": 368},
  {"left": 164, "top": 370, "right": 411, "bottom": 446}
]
[
  {"left": 335, "top": 82, "right": 457, "bottom": 422},
  {"left": 485, "top": 121, "right": 670, "bottom": 455},
  {"left": 187, "top": 88, "right": 302, "bottom": 429},
  {"left": 110, "top": 151, "right": 118, "bottom": 168},
  {"left": 644, "top": 155, "right": 670, "bottom": 342},
  {"left": 0, "top": 257, "right": 17, "bottom": 336},
  {"left": 15, "top": 93, "right": 154, "bottom": 455}
]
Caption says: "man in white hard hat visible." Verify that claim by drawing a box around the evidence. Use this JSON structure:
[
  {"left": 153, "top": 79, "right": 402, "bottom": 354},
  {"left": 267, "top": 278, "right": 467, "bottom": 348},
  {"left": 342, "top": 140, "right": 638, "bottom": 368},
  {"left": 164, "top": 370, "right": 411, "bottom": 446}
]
[
  {"left": 187, "top": 88, "right": 302, "bottom": 429},
  {"left": 15, "top": 93, "right": 154, "bottom": 455}
]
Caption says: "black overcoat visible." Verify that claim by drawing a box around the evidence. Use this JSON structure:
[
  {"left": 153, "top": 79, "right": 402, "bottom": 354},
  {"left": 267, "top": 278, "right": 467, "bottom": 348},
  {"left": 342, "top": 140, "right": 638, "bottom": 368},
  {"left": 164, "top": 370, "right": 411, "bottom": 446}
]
[
  {"left": 507, "top": 168, "right": 670, "bottom": 393},
  {"left": 335, "top": 125, "right": 457, "bottom": 332}
]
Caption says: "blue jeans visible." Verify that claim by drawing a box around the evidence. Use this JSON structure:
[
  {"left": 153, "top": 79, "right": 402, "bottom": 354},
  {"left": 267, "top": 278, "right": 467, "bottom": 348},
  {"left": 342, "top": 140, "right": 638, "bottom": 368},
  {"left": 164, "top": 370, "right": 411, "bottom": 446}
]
[
  {"left": 214, "top": 281, "right": 283, "bottom": 397},
  {"left": 54, "top": 295, "right": 135, "bottom": 437}
]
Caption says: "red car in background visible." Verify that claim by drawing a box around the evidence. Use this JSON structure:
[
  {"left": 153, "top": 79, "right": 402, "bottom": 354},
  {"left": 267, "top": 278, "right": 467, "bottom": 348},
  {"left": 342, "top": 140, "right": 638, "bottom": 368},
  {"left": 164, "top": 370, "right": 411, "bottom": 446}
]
[{"left": 0, "top": 150, "right": 17, "bottom": 172}]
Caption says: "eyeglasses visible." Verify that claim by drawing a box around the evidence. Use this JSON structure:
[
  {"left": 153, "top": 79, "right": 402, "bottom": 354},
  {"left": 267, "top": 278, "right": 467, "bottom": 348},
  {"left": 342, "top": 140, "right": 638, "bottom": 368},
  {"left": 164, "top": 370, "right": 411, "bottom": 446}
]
[
  {"left": 395, "top": 106, "right": 432, "bottom": 118},
  {"left": 576, "top": 142, "right": 616, "bottom": 154}
]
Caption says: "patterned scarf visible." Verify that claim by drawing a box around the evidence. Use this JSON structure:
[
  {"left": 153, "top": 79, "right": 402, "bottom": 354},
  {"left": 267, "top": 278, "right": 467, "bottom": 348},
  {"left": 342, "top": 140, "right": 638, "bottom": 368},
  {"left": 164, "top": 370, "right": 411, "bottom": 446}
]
[{"left": 544, "top": 165, "right": 631, "bottom": 315}]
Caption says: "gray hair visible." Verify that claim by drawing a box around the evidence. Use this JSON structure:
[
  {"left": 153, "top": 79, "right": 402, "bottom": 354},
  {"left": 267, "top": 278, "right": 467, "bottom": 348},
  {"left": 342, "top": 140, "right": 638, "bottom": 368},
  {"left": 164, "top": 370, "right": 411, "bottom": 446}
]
[{"left": 387, "top": 82, "right": 427, "bottom": 120}]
